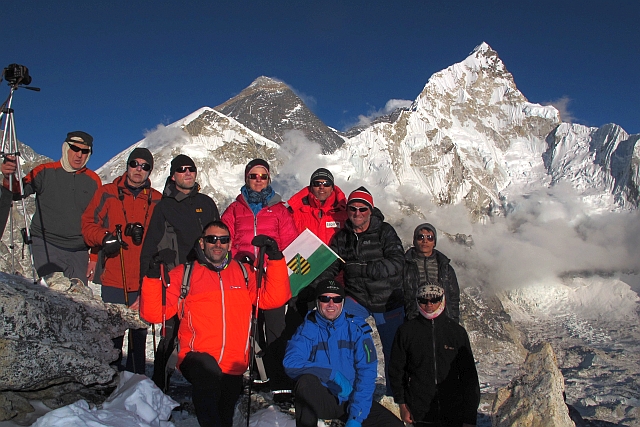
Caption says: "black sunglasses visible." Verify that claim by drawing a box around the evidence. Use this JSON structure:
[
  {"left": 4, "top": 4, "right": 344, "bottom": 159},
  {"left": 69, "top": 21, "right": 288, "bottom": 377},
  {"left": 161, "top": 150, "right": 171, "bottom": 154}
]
[
  {"left": 416, "top": 234, "right": 435, "bottom": 242},
  {"left": 311, "top": 181, "right": 332, "bottom": 188},
  {"left": 248, "top": 173, "right": 269, "bottom": 180},
  {"left": 128, "top": 160, "right": 152, "bottom": 171},
  {"left": 317, "top": 295, "right": 344, "bottom": 303},
  {"left": 202, "top": 235, "right": 230, "bottom": 244},
  {"left": 417, "top": 295, "right": 443, "bottom": 305},
  {"left": 68, "top": 144, "right": 91, "bottom": 155},
  {"left": 176, "top": 166, "right": 196, "bottom": 173},
  {"left": 348, "top": 206, "right": 369, "bottom": 213}
]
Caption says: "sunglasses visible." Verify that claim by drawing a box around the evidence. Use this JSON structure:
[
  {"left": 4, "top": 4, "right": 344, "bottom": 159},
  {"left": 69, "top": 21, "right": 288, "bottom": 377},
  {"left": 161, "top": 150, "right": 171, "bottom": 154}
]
[
  {"left": 248, "top": 173, "right": 269, "bottom": 180},
  {"left": 176, "top": 166, "right": 196, "bottom": 173},
  {"left": 417, "top": 295, "right": 443, "bottom": 305},
  {"left": 202, "top": 235, "right": 230, "bottom": 244},
  {"left": 68, "top": 144, "right": 91, "bottom": 155},
  {"left": 317, "top": 295, "right": 344, "bottom": 303},
  {"left": 128, "top": 160, "right": 152, "bottom": 171},
  {"left": 348, "top": 206, "right": 369, "bottom": 213},
  {"left": 311, "top": 181, "right": 332, "bottom": 188},
  {"left": 416, "top": 234, "right": 435, "bottom": 242}
]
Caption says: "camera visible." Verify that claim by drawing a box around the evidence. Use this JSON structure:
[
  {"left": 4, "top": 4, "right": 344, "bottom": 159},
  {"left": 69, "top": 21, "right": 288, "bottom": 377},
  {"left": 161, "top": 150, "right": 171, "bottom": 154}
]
[
  {"left": 2, "top": 64, "right": 32, "bottom": 86},
  {"left": 124, "top": 222, "right": 145, "bottom": 246}
]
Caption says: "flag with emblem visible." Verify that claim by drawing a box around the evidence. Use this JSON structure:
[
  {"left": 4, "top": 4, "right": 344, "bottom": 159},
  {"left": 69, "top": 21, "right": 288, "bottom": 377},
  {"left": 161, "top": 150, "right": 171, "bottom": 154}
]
[{"left": 283, "top": 229, "right": 341, "bottom": 297}]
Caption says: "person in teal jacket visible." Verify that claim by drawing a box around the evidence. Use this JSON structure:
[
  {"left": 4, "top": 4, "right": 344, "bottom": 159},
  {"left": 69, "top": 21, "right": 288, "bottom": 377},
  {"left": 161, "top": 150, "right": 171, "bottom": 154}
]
[{"left": 283, "top": 280, "right": 403, "bottom": 427}]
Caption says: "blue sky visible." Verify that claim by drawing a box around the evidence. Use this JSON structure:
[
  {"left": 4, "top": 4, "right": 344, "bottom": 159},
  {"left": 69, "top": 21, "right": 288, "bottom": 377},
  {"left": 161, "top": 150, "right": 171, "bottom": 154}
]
[{"left": 2, "top": 1, "right": 638, "bottom": 169}]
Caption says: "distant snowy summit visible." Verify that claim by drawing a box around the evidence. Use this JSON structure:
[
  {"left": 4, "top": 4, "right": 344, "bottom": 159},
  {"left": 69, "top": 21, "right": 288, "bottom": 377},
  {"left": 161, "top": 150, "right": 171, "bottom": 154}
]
[{"left": 91, "top": 42, "right": 639, "bottom": 220}]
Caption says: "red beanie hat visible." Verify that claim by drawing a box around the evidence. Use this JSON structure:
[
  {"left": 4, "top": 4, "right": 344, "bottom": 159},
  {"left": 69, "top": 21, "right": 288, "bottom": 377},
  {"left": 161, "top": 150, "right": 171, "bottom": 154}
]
[{"left": 347, "top": 186, "right": 374, "bottom": 209}]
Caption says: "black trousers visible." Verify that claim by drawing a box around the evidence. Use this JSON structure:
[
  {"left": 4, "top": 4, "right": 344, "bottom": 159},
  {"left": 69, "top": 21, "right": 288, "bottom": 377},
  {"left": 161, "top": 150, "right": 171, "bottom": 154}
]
[
  {"left": 293, "top": 374, "right": 403, "bottom": 427},
  {"left": 179, "top": 351, "right": 243, "bottom": 427}
]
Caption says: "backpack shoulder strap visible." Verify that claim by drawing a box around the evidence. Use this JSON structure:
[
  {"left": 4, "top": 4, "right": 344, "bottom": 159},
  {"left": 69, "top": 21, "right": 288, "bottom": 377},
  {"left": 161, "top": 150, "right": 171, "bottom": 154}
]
[
  {"left": 235, "top": 259, "right": 249, "bottom": 287},
  {"left": 178, "top": 262, "right": 194, "bottom": 318}
]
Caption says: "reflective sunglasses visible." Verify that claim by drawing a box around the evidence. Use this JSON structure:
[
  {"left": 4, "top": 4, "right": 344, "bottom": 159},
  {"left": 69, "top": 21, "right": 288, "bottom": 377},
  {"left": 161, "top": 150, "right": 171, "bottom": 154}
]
[
  {"left": 202, "top": 235, "right": 230, "bottom": 244},
  {"left": 317, "top": 295, "right": 344, "bottom": 303},
  {"left": 176, "top": 166, "right": 196, "bottom": 173},
  {"left": 248, "top": 173, "right": 269, "bottom": 180},
  {"left": 128, "top": 160, "right": 152, "bottom": 171},
  {"left": 311, "top": 180, "right": 332, "bottom": 188},
  {"left": 348, "top": 206, "right": 369, "bottom": 213},
  {"left": 68, "top": 144, "right": 91, "bottom": 155},
  {"left": 417, "top": 295, "right": 443, "bottom": 305},
  {"left": 416, "top": 234, "right": 435, "bottom": 242}
]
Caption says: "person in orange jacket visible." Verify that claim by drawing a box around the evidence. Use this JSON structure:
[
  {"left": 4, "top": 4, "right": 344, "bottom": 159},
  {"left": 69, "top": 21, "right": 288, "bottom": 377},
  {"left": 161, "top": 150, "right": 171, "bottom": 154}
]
[
  {"left": 140, "top": 220, "right": 291, "bottom": 427},
  {"left": 81, "top": 147, "right": 161, "bottom": 373}
]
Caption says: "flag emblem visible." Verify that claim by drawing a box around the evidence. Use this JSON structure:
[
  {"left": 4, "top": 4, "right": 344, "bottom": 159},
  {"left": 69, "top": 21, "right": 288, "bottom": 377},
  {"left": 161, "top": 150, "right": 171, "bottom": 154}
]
[{"left": 288, "top": 254, "right": 311, "bottom": 275}]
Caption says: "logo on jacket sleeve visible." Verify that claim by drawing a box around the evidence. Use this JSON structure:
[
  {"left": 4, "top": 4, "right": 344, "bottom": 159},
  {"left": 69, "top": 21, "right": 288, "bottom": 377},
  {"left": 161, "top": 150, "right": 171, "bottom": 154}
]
[
  {"left": 326, "top": 221, "right": 339, "bottom": 228},
  {"left": 196, "top": 208, "right": 203, "bottom": 212}
]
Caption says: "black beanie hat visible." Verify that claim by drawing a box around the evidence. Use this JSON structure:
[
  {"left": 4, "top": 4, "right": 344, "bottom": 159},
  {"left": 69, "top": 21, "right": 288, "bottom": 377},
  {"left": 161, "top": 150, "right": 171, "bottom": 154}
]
[
  {"left": 170, "top": 154, "right": 197, "bottom": 175},
  {"left": 127, "top": 147, "right": 154, "bottom": 170},
  {"left": 315, "top": 279, "right": 346, "bottom": 299},
  {"left": 244, "top": 158, "right": 270, "bottom": 179},
  {"left": 309, "top": 168, "right": 334, "bottom": 186}
]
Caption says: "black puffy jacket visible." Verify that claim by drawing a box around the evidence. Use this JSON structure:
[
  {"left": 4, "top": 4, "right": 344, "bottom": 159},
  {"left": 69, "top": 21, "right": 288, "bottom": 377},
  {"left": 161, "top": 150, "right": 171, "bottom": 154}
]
[
  {"left": 404, "top": 247, "right": 460, "bottom": 323},
  {"left": 315, "top": 208, "right": 405, "bottom": 313}
]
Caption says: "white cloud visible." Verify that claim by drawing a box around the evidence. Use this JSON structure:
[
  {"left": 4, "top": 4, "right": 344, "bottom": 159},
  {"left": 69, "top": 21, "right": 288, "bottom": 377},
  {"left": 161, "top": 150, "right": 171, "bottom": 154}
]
[{"left": 353, "top": 99, "right": 413, "bottom": 127}]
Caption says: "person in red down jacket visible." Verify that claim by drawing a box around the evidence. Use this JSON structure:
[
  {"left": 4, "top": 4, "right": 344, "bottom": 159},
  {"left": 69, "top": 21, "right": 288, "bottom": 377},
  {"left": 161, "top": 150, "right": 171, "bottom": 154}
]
[
  {"left": 287, "top": 167, "right": 348, "bottom": 246},
  {"left": 221, "top": 158, "right": 298, "bottom": 393}
]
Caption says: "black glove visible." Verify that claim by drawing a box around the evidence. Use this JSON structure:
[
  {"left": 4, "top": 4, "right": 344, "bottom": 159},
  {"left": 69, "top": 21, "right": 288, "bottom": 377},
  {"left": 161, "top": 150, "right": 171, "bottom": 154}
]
[
  {"left": 251, "top": 234, "right": 283, "bottom": 260},
  {"left": 344, "top": 261, "right": 367, "bottom": 279},
  {"left": 147, "top": 248, "right": 176, "bottom": 279},
  {"left": 102, "top": 232, "right": 127, "bottom": 257}
]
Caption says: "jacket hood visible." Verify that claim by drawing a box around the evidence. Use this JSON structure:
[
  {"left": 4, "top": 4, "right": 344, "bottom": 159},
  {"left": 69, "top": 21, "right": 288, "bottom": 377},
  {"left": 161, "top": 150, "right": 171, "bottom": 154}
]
[{"left": 288, "top": 184, "right": 347, "bottom": 211}]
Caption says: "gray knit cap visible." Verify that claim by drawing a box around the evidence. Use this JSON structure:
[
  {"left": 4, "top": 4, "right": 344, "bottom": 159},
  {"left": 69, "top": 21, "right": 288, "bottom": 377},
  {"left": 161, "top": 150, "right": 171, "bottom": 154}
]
[{"left": 414, "top": 223, "right": 437, "bottom": 246}]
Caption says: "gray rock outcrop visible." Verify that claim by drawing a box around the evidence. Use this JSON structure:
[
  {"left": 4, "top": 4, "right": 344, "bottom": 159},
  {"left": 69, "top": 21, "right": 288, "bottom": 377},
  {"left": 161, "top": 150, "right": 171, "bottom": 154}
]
[
  {"left": 0, "top": 272, "right": 146, "bottom": 422},
  {"left": 492, "top": 342, "right": 575, "bottom": 427}
]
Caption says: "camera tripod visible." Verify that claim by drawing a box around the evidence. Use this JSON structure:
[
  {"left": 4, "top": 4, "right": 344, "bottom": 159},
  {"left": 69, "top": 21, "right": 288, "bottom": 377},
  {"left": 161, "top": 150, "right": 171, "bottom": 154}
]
[{"left": 0, "top": 81, "right": 40, "bottom": 283}]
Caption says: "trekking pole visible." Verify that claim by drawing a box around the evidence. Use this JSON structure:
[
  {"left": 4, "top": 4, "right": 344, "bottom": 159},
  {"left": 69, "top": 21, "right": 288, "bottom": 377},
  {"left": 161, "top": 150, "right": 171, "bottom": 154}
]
[
  {"left": 116, "top": 224, "right": 136, "bottom": 374},
  {"left": 151, "top": 324, "right": 157, "bottom": 357},
  {"left": 159, "top": 261, "right": 169, "bottom": 392},
  {"left": 246, "top": 245, "right": 267, "bottom": 427}
]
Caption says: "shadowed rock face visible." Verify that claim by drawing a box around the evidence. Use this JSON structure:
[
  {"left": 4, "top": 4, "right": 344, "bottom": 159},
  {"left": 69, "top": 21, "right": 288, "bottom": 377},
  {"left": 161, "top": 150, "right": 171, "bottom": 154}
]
[
  {"left": 214, "top": 76, "right": 344, "bottom": 154},
  {"left": 492, "top": 342, "right": 574, "bottom": 427},
  {"left": 0, "top": 272, "right": 145, "bottom": 421}
]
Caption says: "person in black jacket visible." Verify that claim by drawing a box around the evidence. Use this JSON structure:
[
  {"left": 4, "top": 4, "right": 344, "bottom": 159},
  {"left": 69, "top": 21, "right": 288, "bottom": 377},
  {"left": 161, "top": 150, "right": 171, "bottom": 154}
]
[
  {"left": 139, "top": 154, "right": 220, "bottom": 391},
  {"left": 312, "top": 186, "right": 406, "bottom": 395},
  {"left": 389, "top": 282, "right": 480, "bottom": 427},
  {"left": 404, "top": 223, "right": 461, "bottom": 323}
]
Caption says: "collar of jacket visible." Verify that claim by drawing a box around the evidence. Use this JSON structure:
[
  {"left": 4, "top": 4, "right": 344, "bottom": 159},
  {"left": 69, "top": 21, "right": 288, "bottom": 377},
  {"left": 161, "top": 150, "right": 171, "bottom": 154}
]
[
  {"left": 115, "top": 173, "right": 151, "bottom": 193},
  {"left": 162, "top": 177, "right": 200, "bottom": 201},
  {"left": 308, "top": 308, "right": 348, "bottom": 329}
]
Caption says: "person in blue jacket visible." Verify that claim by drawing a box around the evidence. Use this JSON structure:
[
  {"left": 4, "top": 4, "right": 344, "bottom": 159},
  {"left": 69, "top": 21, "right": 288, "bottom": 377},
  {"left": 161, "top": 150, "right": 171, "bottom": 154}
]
[{"left": 284, "top": 280, "right": 403, "bottom": 427}]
